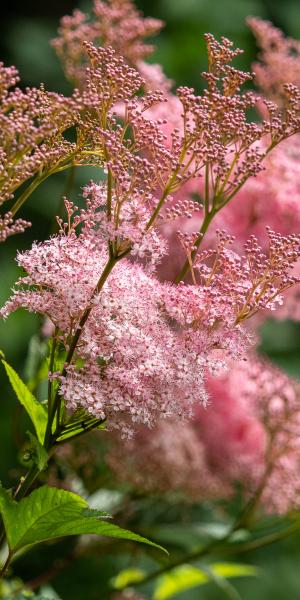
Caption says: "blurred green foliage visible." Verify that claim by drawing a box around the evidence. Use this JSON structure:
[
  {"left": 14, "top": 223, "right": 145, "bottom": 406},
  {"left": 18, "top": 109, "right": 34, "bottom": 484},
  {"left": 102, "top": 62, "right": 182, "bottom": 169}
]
[{"left": 1, "top": 0, "right": 300, "bottom": 598}]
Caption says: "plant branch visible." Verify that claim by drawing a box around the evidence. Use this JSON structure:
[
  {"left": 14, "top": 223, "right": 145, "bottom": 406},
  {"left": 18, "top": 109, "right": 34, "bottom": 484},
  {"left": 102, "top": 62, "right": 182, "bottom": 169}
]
[{"left": 174, "top": 208, "right": 216, "bottom": 283}]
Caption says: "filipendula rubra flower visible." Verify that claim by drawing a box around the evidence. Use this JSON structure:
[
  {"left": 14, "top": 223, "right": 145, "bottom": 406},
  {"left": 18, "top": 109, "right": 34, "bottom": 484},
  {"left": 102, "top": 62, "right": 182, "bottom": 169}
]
[
  {"left": 52, "top": 0, "right": 166, "bottom": 90},
  {"left": 108, "top": 357, "right": 300, "bottom": 514},
  {"left": 3, "top": 19, "right": 300, "bottom": 246},
  {"left": 247, "top": 16, "right": 300, "bottom": 104},
  {"left": 1, "top": 191, "right": 300, "bottom": 436}
]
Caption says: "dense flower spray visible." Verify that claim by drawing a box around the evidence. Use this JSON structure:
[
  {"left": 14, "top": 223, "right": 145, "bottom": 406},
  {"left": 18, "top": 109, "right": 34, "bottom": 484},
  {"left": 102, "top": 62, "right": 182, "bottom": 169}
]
[
  {"left": 2, "top": 186, "right": 300, "bottom": 435},
  {"left": 2, "top": 7, "right": 300, "bottom": 438},
  {"left": 0, "top": 63, "right": 79, "bottom": 239},
  {"left": 108, "top": 357, "right": 300, "bottom": 514},
  {"left": 4, "top": 192, "right": 294, "bottom": 435},
  {"left": 154, "top": 19, "right": 300, "bottom": 314},
  {"left": 2, "top": 1, "right": 300, "bottom": 588},
  {"left": 212, "top": 19, "right": 300, "bottom": 249},
  {"left": 1, "top": 2, "right": 300, "bottom": 249}
]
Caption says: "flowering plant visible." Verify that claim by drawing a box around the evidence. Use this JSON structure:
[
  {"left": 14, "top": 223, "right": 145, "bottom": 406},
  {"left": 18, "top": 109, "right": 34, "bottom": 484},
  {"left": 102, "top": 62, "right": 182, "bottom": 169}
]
[{"left": 1, "top": 2, "right": 300, "bottom": 598}]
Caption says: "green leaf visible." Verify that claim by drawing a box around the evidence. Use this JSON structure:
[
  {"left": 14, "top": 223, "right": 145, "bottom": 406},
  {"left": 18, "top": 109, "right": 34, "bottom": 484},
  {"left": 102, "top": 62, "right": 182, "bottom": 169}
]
[
  {"left": 112, "top": 568, "right": 146, "bottom": 590},
  {"left": 154, "top": 565, "right": 207, "bottom": 600},
  {"left": 26, "top": 432, "right": 48, "bottom": 471},
  {"left": 2, "top": 360, "right": 47, "bottom": 444},
  {"left": 0, "top": 486, "right": 166, "bottom": 557},
  {"left": 201, "top": 566, "right": 242, "bottom": 600},
  {"left": 212, "top": 563, "right": 257, "bottom": 578},
  {"left": 24, "top": 334, "right": 47, "bottom": 385},
  {"left": 153, "top": 562, "right": 257, "bottom": 600}
]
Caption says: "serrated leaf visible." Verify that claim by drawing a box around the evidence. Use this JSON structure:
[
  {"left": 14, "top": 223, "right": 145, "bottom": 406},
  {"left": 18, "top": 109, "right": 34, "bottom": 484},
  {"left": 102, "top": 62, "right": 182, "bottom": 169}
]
[
  {"left": 2, "top": 360, "right": 47, "bottom": 444},
  {"left": 0, "top": 486, "right": 166, "bottom": 556},
  {"left": 153, "top": 562, "right": 257, "bottom": 600},
  {"left": 112, "top": 568, "right": 145, "bottom": 590},
  {"left": 26, "top": 432, "right": 48, "bottom": 471}
]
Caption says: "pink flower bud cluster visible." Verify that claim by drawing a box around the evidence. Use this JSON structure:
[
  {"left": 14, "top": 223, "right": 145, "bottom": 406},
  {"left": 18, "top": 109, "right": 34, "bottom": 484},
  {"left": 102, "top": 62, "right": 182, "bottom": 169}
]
[
  {"left": 0, "top": 68, "right": 77, "bottom": 206},
  {"left": 81, "top": 41, "right": 144, "bottom": 107},
  {"left": 176, "top": 228, "right": 300, "bottom": 322},
  {"left": 213, "top": 138, "right": 300, "bottom": 244},
  {"left": 108, "top": 357, "right": 300, "bottom": 514},
  {"left": 52, "top": 0, "right": 164, "bottom": 89},
  {"left": 142, "top": 37, "right": 300, "bottom": 242},
  {"left": 2, "top": 22, "right": 300, "bottom": 248},
  {"left": 248, "top": 17, "right": 300, "bottom": 104},
  {"left": 0, "top": 211, "right": 31, "bottom": 242},
  {"left": 0, "top": 42, "right": 165, "bottom": 240}
]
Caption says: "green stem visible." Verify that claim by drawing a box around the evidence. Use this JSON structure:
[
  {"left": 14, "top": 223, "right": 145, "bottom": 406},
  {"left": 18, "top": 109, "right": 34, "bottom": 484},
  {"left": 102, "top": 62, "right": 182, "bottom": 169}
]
[
  {"left": 0, "top": 551, "right": 12, "bottom": 579},
  {"left": 55, "top": 418, "right": 105, "bottom": 444},
  {"left": 146, "top": 143, "right": 188, "bottom": 231},
  {"left": 10, "top": 173, "right": 50, "bottom": 217},
  {"left": 48, "top": 327, "right": 59, "bottom": 420},
  {"left": 204, "top": 163, "right": 210, "bottom": 213},
  {"left": 136, "top": 529, "right": 235, "bottom": 587},
  {"left": 51, "top": 166, "right": 76, "bottom": 234},
  {"left": 43, "top": 255, "right": 118, "bottom": 449},
  {"left": 224, "top": 524, "right": 300, "bottom": 555},
  {"left": 174, "top": 208, "right": 216, "bottom": 283},
  {"left": 107, "top": 169, "right": 113, "bottom": 221},
  {"left": 134, "top": 521, "right": 300, "bottom": 589},
  {"left": 146, "top": 186, "right": 172, "bottom": 231},
  {"left": 13, "top": 465, "right": 40, "bottom": 502}
]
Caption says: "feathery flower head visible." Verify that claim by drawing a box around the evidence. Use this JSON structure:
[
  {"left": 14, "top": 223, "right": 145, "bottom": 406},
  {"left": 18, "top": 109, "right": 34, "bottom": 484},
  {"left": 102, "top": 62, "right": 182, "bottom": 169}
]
[
  {"left": 248, "top": 17, "right": 300, "bottom": 103},
  {"left": 109, "top": 356, "right": 300, "bottom": 513},
  {"left": 52, "top": 0, "right": 164, "bottom": 88},
  {"left": 108, "top": 419, "right": 232, "bottom": 500},
  {"left": 6, "top": 188, "right": 297, "bottom": 435},
  {"left": 207, "top": 359, "right": 300, "bottom": 514}
]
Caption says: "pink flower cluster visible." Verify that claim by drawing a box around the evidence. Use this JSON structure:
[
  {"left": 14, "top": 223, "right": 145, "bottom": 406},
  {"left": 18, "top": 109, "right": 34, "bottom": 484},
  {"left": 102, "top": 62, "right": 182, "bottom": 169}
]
[
  {"left": 52, "top": 0, "right": 165, "bottom": 89},
  {"left": 206, "top": 358, "right": 300, "bottom": 514},
  {"left": 213, "top": 139, "right": 300, "bottom": 244},
  {"left": 5, "top": 186, "right": 300, "bottom": 435},
  {"left": 0, "top": 63, "right": 77, "bottom": 205},
  {"left": 0, "top": 211, "right": 30, "bottom": 243},
  {"left": 108, "top": 419, "right": 232, "bottom": 501},
  {"left": 109, "top": 356, "right": 300, "bottom": 514},
  {"left": 127, "top": 19, "right": 300, "bottom": 292},
  {"left": 248, "top": 17, "right": 300, "bottom": 103},
  {"left": 2, "top": 0, "right": 300, "bottom": 504}
]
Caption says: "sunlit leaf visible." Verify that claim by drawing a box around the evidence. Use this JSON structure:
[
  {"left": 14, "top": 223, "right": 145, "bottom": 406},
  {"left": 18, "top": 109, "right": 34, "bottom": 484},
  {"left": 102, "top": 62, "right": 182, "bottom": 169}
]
[
  {"left": 153, "top": 562, "right": 257, "bottom": 600},
  {"left": 112, "top": 568, "right": 146, "bottom": 589},
  {"left": 2, "top": 360, "right": 47, "bottom": 443},
  {"left": 0, "top": 486, "right": 166, "bottom": 557}
]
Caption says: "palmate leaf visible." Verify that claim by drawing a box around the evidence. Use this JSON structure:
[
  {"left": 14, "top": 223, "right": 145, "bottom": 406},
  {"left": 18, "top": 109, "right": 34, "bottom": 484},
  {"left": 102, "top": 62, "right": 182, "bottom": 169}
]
[
  {"left": 2, "top": 359, "right": 47, "bottom": 443},
  {"left": 0, "top": 486, "right": 166, "bottom": 557},
  {"left": 153, "top": 562, "right": 257, "bottom": 600}
]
